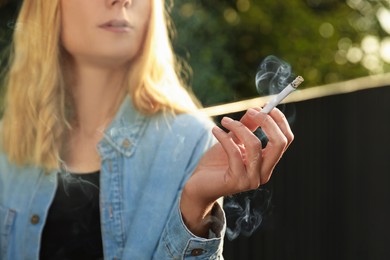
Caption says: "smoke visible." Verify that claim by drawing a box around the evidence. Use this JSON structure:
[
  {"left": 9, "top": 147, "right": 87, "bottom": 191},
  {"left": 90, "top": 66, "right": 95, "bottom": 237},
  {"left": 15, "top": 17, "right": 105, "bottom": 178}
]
[
  {"left": 59, "top": 170, "right": 99, "bottom": 199},
  {"left": 255, "top": 55, "right": 295, "bottom": 96},
  {"left": 223, "top": 55, "right": 297, "bottom": 240},
  {"left": 256, "top": 55, "right": 298, "bottom": 145},
  {"left": 224, "top": 188, "right": 272, "bottom": 241}
]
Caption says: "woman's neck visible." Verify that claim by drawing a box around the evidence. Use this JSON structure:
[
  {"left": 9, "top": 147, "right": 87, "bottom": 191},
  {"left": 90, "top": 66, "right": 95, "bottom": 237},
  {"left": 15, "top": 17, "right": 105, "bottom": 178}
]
[
  {"left": 70, "top": 62, "right": 127, "bottom": 135},
  {"left": 62, "top": 61, "right": 128, "bottom": 173}
]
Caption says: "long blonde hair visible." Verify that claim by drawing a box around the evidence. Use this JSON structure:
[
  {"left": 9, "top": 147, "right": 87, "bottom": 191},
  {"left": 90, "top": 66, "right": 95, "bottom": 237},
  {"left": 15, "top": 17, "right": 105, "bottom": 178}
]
[{"left": 1, "top": 0, "right": 200, "bottom": 171}]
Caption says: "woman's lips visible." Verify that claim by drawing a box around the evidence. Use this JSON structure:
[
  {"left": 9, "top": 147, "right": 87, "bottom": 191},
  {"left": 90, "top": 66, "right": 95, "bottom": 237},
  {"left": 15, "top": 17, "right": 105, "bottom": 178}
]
[{"left": 99, "top": 19, "right": 132, "bottom": 33}]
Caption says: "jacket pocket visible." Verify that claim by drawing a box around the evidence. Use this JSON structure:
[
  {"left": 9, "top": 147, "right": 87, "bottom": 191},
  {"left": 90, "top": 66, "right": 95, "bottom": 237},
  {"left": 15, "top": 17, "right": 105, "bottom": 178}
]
[{"left": 0, "top": 204, "right": 17, "bottom": 259}]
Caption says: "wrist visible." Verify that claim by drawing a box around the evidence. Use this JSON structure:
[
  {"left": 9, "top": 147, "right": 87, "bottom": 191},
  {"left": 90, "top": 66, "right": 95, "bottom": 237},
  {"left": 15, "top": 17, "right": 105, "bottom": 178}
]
[{"left": 180, "top": 182, "right": 216, "bottom": 237}]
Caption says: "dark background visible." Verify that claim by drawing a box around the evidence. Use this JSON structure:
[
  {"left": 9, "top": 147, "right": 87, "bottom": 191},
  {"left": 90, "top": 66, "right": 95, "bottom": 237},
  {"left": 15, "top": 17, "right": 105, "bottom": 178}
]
[{"left": 222, "top": 85, "right": 390, "bottom": 260}]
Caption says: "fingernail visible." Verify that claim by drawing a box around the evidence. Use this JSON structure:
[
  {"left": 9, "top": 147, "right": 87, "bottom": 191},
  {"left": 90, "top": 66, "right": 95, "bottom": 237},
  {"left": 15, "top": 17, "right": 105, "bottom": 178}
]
[
  {"left": 222, "top": 117, "right": 233, "bottom": 123},
  {"left": 212, "top": 126, "right": 224, "bottom": 133},
  {"left": 247, "top": 108, "right": 257, "bottom": 116}
]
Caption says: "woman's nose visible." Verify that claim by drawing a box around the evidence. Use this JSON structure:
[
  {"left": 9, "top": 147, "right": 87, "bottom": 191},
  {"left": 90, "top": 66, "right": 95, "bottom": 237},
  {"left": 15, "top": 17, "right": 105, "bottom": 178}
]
[{"left": 109, "top": 0, "right": 132, "bottom": 8}]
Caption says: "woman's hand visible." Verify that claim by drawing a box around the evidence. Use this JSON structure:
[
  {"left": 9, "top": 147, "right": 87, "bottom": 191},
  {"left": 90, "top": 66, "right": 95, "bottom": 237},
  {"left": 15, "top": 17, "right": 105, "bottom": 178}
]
[{"left": 180, "top": 107, "right": 294, "bottom": 237}]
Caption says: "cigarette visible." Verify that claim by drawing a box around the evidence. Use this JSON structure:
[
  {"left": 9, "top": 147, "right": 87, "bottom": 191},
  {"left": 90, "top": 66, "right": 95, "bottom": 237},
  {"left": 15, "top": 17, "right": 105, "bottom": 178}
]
[{"left": 261, "top": 76, "right": 304, "bottom": 114}]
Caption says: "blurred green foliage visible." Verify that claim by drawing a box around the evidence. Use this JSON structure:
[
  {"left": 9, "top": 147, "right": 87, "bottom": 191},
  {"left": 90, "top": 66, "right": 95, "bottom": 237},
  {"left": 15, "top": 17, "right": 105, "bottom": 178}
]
[
  {"left": 170, "top": 0, "right": 390, "bottom": 106},
  {"left": 1, "top": 0, "right": 389, "bottom": 107}
]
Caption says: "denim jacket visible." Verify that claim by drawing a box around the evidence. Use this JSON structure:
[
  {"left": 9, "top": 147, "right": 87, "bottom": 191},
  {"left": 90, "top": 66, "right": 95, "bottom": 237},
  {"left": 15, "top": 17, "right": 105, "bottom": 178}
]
[{"left": 0, "top": 97, "right": 226, "bottom": 259}]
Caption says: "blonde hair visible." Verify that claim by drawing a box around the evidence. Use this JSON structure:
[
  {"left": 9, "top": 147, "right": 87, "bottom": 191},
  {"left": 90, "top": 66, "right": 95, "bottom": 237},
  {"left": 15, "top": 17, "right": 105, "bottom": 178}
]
[
  {"left": 1, "top": 0, "right": 201, "bottom": 170},
  {"left": 128, "top": 0, "right": 200, "bottom": 114}
]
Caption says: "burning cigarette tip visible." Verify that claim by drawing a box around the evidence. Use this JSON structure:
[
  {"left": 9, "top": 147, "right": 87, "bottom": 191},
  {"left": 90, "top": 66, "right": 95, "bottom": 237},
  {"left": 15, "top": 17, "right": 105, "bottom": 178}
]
[
  {"left": 260, "top": 75, "right": 304, "bottom": 114},
  {"left": 291, "top": 76, "right": 304, "bottom": 88}
]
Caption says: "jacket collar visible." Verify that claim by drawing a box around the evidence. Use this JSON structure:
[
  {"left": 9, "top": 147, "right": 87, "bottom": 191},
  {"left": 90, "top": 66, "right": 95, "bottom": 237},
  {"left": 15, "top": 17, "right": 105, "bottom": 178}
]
[{"left": 98, "top": 96, "right": 149, "bottom": 158}]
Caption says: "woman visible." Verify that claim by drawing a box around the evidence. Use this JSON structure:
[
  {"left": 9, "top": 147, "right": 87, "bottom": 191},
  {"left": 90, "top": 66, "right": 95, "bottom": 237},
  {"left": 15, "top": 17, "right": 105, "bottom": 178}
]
[{"left": 0, "top": 0, "right": 294, "bottom": 259}]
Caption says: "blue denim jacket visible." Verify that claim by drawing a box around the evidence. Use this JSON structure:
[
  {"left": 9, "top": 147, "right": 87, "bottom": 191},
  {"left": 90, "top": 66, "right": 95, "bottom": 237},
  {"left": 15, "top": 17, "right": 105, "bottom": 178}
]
[{"left": 0, "top": 97, "right": 226, "bottom": 259}]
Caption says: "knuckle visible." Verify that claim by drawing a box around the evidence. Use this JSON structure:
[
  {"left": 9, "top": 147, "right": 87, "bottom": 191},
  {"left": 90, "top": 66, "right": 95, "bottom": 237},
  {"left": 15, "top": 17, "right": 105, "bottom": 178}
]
[
  {"left": 281, "top": 136, "right": 288, "bottom": 146},
  {"left": 233, "top": 120, "right": 245, "bottom": 128},
  {"left": 279, "top": 113, "right": 287, "bottom": 120},
  {"left": 241, "top": 182, "right": 256, "bottom": 191},
  {"left": 261, "top": 175, "right": 271, "bottom": 185},
  {"left": 288, "top": 132, "right": 295, "bottom": 143},
  {"left": 260, "top": 171, "right": 272, "bottom": 184},
  {"left": 249, "top": 181, "right": 261, "bottom": 190},
  {"left": 247, "top": 137, "right": 262, "bottom": 150},
  {"left": 275, "top": 136, "right": 288, "bottom": 149},
  {"left": 247, "top": 176, "right": 261, "bottom": 190}
]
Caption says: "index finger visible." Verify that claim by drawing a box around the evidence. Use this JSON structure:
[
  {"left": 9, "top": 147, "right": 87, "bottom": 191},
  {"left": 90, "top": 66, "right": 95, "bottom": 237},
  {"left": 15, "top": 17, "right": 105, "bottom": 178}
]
[{"left": 226, "top": 108, "right": 261, "bottom": 143}]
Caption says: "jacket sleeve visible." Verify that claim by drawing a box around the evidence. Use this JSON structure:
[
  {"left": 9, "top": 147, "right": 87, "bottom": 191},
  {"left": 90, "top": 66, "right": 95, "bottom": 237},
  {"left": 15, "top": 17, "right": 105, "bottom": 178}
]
[
  {"left": 153, "top": 196, "right": 226, "bottom": 259},
  {"left": 153, "top": 115, "right": 226, "bottom": 259}
]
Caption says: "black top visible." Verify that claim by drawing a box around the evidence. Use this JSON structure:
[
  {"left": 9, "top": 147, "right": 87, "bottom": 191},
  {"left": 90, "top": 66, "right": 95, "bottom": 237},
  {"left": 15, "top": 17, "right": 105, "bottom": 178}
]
[{"left": 39, "top": 171, "right": 104, "bottom": 260}]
